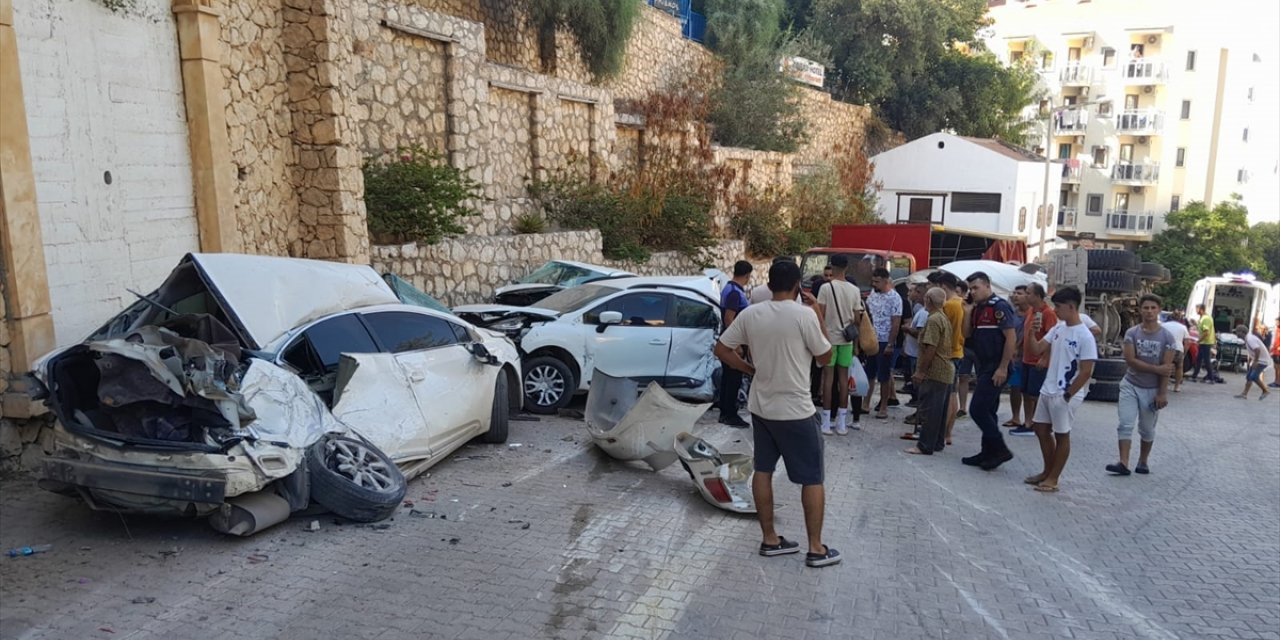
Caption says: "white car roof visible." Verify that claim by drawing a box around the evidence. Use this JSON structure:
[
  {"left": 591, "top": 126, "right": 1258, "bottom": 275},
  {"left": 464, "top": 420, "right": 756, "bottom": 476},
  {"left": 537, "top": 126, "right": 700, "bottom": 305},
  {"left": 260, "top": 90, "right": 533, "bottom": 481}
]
[
  {"left": 552, "top": 260, "right": 633, "bottom": 276},
  {"left": 594, "top": 275, "right": 721, "bottom": 299}
]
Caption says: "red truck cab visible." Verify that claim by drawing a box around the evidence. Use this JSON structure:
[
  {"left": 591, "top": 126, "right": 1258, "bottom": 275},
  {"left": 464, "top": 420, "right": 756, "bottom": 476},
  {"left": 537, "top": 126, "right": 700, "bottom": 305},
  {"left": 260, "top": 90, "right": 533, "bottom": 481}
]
[{"left": 800, "top": 248, "right": 916, "bottom": 295}]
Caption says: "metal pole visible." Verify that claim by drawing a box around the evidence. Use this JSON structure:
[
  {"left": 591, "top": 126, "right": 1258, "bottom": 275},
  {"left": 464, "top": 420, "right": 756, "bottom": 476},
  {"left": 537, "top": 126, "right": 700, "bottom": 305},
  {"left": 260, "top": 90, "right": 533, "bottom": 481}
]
[{"left": 1039, "top": 109, "right": 1052, "bottom": 261}]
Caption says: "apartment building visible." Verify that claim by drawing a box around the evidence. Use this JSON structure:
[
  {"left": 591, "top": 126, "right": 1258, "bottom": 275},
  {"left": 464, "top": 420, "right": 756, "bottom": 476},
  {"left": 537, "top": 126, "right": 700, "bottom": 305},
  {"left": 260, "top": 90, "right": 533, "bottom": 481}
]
[{"left": 985, "top": 0, "right": 1278, "bottom": 248}]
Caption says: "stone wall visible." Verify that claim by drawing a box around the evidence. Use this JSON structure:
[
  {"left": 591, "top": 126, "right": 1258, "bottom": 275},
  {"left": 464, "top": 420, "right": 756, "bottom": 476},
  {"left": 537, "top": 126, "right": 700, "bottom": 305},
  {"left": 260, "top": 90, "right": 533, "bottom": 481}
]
[
  {"left": 605, "top": 5, "right": 716, "bottom": 105},
  {"left": 793, "top": 86, "right": 877, "bottom": 173},
  {"left": 371, "top": 233, "right": 771, "bottom": 307}
]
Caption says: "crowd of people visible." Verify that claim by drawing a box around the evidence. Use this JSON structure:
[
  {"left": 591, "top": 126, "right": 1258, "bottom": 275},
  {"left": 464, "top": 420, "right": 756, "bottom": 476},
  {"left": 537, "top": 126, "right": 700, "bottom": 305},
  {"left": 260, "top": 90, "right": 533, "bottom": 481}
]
[{"left": 712, "top": 255, "right": 1278, "bottom": 566}]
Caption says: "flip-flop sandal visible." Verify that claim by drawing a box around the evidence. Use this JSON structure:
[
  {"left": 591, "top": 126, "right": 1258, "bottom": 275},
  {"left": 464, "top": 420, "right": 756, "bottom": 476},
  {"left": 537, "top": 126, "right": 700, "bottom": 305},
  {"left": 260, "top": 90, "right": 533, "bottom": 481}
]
[
  {"left": 1002, "top": 419, "right": 1021, "bottom": 427},
  {"left": 876, "top": 412, "right": 889, "bottom": 420},
  {"left": 900, "top": 433, "right": 918, "bottom": 440},
  {"left": 1033, "top": 484, "right": 1060, "bottom": 493},
  {"left": 758, "top": 536, "right": 801, "bottom": 557},
  {"left": 1024, "top": 475, "right": 1046, "bottom": 485},
  {"left": 904, "top": 446, "right": 931, "bottom": 455}
]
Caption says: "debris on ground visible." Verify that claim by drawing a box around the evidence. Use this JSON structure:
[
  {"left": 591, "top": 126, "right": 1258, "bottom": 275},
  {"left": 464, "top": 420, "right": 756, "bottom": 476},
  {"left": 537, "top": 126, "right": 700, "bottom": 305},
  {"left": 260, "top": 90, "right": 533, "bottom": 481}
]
[
  {"left": 130, "top": 596, "right": 156, "bottom": 604},
  {"left": 507, "top": 520, "right": 531, "bottom": 530},
  {"left": 447, "top": 537, "right": 460, "bottom": 545},
  {"left": 557, "top": 408, "right": 585, "bottom": 419},
  {"left": 306, "top": 520, "right": 320, "bottom": 532},
  {"left": 402, "top": 500, "right": 414, "bottom": 508},
  {"left": 158, "top": 548, "right": 180, "bottom": 559},
  {"left": 508, "top": 443, "right": 523, "bottom": 449},
  {"left": 247, "top": 553, "right": 269, "bottom": 564},
  {"left": 511, "top": 414, "right": 541, "bottom": 422},
  {"left": 6, "top": 544, "right": 52, "bottom": 558},
  {"left": 501, "top": 482, "right": 512, "bottom": 487},
  {"left": 409, "top": 509, "right": 437, "bottom": 519},
  {"left": 561, "top": 435, "right": 575, "bottom": 442}
]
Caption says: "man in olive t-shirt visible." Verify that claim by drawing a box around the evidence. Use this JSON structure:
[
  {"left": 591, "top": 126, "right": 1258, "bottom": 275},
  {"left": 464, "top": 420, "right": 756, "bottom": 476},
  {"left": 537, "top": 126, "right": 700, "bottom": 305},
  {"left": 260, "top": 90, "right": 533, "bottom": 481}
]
[{"left": 906, "top": 287, "right": 955, "bottom": 455}]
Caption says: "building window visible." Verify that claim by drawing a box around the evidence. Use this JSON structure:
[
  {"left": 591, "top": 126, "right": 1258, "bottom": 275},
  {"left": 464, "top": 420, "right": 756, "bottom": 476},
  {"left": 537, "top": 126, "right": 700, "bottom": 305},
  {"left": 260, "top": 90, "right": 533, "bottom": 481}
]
[
  {"left": 1180, "top": 100, "right": 1191, "bottom": 119},
  {"left": 1091, "top": 145, "right": 1109, "bottom": 167},
  {"left": 1040, "top": 51, "right": 1054, "bottom": 70},
  {"left": 1114, "top": 192, "right": 1130, "bottom": 212},
  {"left": 1019, "top": 207, "right": 1027, "bottom": 232},
  {"left": 1058, "top": 143, "right": 1072, "bottom": 159},
  {"left": 1010, "top": 50, "right": 1025, "bottom": 63},
  {"left": 1175, "top": 147, "right": 1186, "bottom": 167},
  {"left": 1243, "top": 127, "right": 1250, "bottom": 142},
  {"left": 1102, "top": 47, "right": 1116, "bottom": 68},
  {"left": 1097, "top": 100, "right": 1113, "bottom": 117},
  {"left": 1086, "top": 194, "right": 1103, "bottom": 215},
  {"left": 950, "top": 192, "right": 1002, "bottom": 213},
  {"left": 1238, "top": 169, "right": 1249, "bottom": 183},
  {"left": 1248, "top": 87, "right": 1255, "bottom": 102},
  {"left": 1186, "top": 50, "right": 1197, "bottom": 71},
  {"left": 1171, "top": 195, "right": 1181, "bottom": 212}
]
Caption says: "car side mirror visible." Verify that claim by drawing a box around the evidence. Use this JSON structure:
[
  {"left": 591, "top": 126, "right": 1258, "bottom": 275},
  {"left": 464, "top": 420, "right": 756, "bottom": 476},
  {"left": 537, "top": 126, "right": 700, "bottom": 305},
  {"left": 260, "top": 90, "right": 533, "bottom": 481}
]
[
  {"left": 596, "top": 311, "right": 623, "bottom": 333},
  {"left": 468, "top": 342, "right": 499, "bottom": 366}
]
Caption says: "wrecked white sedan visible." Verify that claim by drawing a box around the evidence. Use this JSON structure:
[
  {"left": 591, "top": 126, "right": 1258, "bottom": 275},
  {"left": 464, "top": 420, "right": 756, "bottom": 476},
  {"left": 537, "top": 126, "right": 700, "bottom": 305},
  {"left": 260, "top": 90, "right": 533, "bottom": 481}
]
[{"left": 28, "top": 254, "right": 521, "bottom": 535}]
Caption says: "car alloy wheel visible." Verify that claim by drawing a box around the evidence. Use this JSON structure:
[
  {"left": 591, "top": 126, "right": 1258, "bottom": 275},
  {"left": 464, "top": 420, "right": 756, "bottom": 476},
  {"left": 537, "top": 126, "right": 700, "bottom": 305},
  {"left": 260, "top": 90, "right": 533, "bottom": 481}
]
[
  {"left": 329, "top": 438, "right": 398, "bottom": 492},
  {"left": 525, "top": 364, "right": 566, "bottom": 408}
]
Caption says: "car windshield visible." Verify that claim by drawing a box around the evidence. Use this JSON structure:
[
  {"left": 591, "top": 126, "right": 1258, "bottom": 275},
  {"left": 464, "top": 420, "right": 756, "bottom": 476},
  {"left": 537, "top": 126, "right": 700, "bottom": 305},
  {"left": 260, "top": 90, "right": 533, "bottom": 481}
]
[
  {"left": 519, "top": 262, "right": 572, "bottom": 285},
  {"left": 381, "top": 273, "right": 454, "bottom": 316},
  {"left": 534, "top": 284, "right": 619, "bottom": 313}
]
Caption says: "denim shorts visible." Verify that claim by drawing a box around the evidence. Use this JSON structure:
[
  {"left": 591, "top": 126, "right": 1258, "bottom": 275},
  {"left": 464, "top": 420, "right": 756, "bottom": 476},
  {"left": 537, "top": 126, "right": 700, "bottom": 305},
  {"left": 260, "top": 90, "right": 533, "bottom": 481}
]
[
  {"left": 1021, "top": 364, "right": 1048, "bottom": 397},
  {"left": 1246, "top": 364, "right": 1268, "bottom": 383},
  {"left": 865, "top": 342, "right": 899, "bottom": 383}
]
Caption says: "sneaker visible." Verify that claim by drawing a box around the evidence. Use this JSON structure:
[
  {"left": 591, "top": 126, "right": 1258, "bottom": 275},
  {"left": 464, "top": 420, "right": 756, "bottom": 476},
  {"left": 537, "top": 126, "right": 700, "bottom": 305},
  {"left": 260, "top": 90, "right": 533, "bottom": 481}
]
[
  {"left": 961, "top": 452, "right": 987, "bottom": 467},
  {"left": 719, "top": 415, "right": 750, "bottom": 428},
  {"left": 887, "top": 398, "right": 901, "bottom": 407},
  {"left": 1010, "top": 426, "right": 1035, "bottom": 436},
  {"left": 979, "top": 449, "right": 1014, "bottom": 471},
  {"left": 805, "top": 546, "right": 842, "bottom": 568},
  {"left": 1270, "top": 383, "right": 1280, "bottom": 388},
  {"left": 835, "top": 423, "right": 849, "bottom": 436},
  {"left": 821, "top": 426, "right": 835, "bottom": 436},
  {"left": 1105, "top": 463, "right": 1131, "bottom": 476},
  {"left": 1134, "top": 463, "right": 1150, "bottom": 475}
]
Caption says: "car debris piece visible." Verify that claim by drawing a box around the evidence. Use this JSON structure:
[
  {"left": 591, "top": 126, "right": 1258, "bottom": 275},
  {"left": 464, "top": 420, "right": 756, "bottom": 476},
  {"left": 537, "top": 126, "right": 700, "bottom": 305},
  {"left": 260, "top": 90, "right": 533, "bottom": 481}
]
[
  {"left": 130, "top": 597, "right": 156, "bottom": 605},
  {"left": 585, "top": 370, "right": 710, "bottom": 471},
  {"left": 674, "top": 432, "right": 756, "bottom": 514},
  {"left": 306, "top": 520, "right": 321, "bottom": 532}
]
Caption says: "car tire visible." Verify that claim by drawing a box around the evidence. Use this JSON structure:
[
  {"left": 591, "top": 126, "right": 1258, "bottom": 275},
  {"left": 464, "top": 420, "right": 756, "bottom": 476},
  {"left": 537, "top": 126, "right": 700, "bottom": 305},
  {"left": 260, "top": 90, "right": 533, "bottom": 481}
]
[
  {"left": 481, "top": 373, "right": 510, "bottom": 444},
  {"left": 306, "top": 435, "right": 406, "bottom": 523},
  {"left": 1092, "top": 358, "right": 1127, "bottom": 381},
  {"left": 1087, "top": 249, "right": 1140, "bottom": 272},
  {"left": 1085, "top": 380, "right": 1121, "bottom": 403},
  {"left": 522, "top": 355, "right": 575, "bottom": 415}
]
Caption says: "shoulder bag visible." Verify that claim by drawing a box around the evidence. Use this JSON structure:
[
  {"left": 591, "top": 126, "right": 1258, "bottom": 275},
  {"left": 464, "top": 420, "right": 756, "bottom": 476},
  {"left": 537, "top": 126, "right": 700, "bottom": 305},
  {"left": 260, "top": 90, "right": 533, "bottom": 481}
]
[{"left": 828, "top": 282, "right": 861, "bottom": 344}]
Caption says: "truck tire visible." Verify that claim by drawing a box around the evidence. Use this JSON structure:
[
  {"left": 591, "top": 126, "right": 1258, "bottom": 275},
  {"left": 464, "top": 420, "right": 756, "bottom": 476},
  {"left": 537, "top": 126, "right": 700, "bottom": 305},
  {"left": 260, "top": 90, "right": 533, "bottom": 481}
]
[
  {"left": 1087, "top": 249, "right": 1139, "bottom": 272},
  {"left": 1092, "top": 358, "right": 1127, "bottom": 381},
  {"left": 307, "top": 435, "right": 406, "bottom": 523},
  {"left": 1086, "top": 270, "right": 1141, "bottom": 294},
  {"left": 1086, "top": 380, "right": 1120, "bottom": 403},
  {"left": 1137, "top": 262, "right": 1164, "bottom": 279}
]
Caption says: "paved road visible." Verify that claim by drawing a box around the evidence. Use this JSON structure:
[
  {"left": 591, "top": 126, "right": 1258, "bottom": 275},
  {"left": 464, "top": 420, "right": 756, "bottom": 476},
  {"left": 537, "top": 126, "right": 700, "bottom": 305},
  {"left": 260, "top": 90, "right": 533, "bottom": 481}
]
[{"left": 2, "top": 376, "right": 1278, "bottom": 640}]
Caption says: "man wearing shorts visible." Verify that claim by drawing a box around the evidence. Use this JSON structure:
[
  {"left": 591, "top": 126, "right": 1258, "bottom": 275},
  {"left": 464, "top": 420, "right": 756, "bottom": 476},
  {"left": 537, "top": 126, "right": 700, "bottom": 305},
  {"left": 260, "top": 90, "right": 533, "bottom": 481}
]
[
  {"left": 1108, "top": 295, "right": 1175, "bottom": 476},
  {"left": 1018, "top": 283, "right": 1057, "bottom": 436},
  {"left": 814, "top": 254, "right": 863, "bottom": 435},
  {"left": 1005, "top": 285, "right": 1028, "bottom": 433},
  {"left": 1024, "top": 286, "right": 1097, "bottom": 493},
  {"left": 1234, "top": 325, "right": 1272, "bottom": 400},
  {"left": 1161, "top": 311, "right": 1190, "bottom": 392},
  {"left": 864, "top": 268, "right": 902, "bottom": 419},
  {"left": 714, "top": 260, "right": 841, "bottom": 568}
]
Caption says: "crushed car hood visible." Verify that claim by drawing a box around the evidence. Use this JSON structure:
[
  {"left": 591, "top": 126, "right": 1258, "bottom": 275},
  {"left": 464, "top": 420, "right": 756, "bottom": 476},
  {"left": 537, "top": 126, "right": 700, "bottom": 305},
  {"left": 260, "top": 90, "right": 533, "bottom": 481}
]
[
  {"left": 493, "top": 283, "right": 563, "bottom": 297},
  {"left": 189, "top": 253, "right": 399, "bottom": 349},
  {"left": 451, "top": 303, "right": 559, "bottom": 318}
]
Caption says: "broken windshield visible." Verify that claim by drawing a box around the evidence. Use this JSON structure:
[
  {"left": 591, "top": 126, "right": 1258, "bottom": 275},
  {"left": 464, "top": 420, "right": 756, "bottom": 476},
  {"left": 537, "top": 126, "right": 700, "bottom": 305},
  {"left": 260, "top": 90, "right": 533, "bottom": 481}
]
[{"left": 534, "top": 284, "right": 618, "bottom": 314}]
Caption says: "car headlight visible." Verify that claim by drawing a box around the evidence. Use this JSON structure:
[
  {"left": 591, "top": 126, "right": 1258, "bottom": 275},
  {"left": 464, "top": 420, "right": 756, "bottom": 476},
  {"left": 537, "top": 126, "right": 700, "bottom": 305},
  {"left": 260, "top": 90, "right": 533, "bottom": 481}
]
[{"left": 489, "top": 317, "right": 525, "bottom": 333}]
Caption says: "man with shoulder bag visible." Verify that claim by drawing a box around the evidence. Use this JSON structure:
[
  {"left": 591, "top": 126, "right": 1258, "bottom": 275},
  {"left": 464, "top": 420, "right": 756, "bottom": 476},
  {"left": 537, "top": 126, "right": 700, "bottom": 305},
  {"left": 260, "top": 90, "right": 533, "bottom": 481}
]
[{"left": 815, "top": 254, "right": 864, "bottom": 434}]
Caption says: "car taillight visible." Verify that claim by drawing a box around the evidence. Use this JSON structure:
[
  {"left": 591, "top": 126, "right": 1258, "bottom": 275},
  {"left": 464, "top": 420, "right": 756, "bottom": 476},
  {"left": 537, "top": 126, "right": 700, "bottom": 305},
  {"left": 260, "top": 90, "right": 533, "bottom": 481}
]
[{"left": 703, "top": 478, "right": 732, "bottom": 503}]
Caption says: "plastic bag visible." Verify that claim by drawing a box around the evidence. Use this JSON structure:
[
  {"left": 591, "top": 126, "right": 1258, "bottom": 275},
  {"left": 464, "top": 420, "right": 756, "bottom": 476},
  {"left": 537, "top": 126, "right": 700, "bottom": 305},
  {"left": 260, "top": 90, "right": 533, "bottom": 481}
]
[{"left": 848, "top": 357, "right": 870, "bottom": 398}]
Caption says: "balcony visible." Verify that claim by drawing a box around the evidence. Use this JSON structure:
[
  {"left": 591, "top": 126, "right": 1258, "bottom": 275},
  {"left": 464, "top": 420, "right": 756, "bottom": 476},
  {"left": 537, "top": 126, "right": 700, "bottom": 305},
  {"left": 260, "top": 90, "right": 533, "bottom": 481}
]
[
  {"left": 1111, "top": 162, "right": 1160, "bottom": 185},
  {"left": 1058, "top": 207, "right": 1078, "bottom": 229},
  {"left": 1122, "top": 58, "right": 1168, "bottom": 84},
  {"left": 1058, "top": 62, "right": 1094, "bottom": 86},
  {"left": 1061, "top": 163, "right": 1083, "bottom": 183},
  {"left": 1116, "top": 109, "right": 1165, "bottom": 135},
  {"left": 1053, "top": 107, "right": 1088, "bottom": 133},
  {"left": 1105, "top": 210, "right": 1156, "bottom": 234}
]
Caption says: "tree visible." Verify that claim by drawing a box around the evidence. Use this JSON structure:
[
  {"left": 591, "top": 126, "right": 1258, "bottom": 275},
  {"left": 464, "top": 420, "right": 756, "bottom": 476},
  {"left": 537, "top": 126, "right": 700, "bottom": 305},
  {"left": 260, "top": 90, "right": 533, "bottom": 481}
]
[
  {"left": 1140, "top": 196, "right": 1265, "bottom": 306},
  {"left": 799, "top": 0, "right": 1039, "bottom": 142},
  {"left": 704, "top": 0, "right": 808, "bottom": 152},
  {"left": 1248, "top": 221, "right": 1280, "bottom": 282}
]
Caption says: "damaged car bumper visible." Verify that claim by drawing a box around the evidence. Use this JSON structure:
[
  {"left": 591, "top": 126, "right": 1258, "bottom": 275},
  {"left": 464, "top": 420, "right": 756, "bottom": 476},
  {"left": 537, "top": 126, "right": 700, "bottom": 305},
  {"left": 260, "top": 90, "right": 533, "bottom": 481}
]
[
  {"left": 584, "top": 370, "right": 710, "bottom": 471},
  {"left": 674, "top": 432, "right": 756, "bottom": 514}
]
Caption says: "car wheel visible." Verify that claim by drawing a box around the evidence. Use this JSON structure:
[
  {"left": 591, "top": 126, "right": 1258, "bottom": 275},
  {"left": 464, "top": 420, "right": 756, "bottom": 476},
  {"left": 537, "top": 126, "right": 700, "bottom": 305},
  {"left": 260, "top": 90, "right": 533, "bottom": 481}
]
[
  {"left": 523, "top": 356, "right": 574, "bottom": 415},
  {"left": 306, "top": 435, "right": 406, "bottom": 523},
  {"left": 482, "top": 373, "right": 510, "bottom": 444}
]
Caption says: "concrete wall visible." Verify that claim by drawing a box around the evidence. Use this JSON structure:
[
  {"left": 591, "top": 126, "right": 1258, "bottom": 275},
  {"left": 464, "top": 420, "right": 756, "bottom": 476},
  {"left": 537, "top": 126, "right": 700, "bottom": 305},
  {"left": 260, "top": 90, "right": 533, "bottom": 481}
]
[{"left": 13, "top": 0, "right": 201, "bottom": 345}]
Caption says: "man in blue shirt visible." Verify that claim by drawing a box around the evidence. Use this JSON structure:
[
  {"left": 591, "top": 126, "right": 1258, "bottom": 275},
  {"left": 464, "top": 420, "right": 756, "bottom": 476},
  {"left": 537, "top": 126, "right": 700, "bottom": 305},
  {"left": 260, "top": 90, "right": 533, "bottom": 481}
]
[
  {"left": 718, "top": 260, "right": 753, "bottom": 427},
  {"left": 961, "top": 272, "right": 1019, "bottom": 470}
]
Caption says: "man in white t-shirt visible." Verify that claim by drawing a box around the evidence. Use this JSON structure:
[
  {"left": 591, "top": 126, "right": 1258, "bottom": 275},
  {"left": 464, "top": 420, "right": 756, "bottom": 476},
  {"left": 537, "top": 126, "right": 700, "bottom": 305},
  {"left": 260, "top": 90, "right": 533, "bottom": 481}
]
[
  {"left": 1161, "top": 311, "right": 1191, "bottom": 392},
  {"left": 715, "top": 261, "right": 841, "bottom": 568},
  {"left": 1024, "top": 286, "right": 1097, "bottom": 493},
  {"left": 1234, "top": 325, "right": 1272, "bottom": 400},
  {"left": 814, "top": 254, "right": 864, "bottom": 435}
]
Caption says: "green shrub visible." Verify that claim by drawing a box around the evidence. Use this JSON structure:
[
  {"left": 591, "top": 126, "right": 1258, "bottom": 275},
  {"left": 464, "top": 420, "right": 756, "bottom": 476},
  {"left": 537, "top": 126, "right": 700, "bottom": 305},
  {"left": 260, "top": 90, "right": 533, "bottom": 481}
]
[
  {"left": 513, "top": 211, "right": 548, "bottom": 235},
  {"left": 362, "top": 146, "right": 482, "bottom": 245},
  {"left": 532, "top": 0, "right": 641, "bottom": 79}
]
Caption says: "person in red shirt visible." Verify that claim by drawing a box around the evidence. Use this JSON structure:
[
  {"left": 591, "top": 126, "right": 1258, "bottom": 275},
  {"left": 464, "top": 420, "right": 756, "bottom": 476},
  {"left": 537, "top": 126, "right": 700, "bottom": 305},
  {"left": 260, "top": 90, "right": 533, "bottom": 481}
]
[
  {"left": 1271, "top": 316, "right": 1280, "bottom": 388},
  {"left": 1017, "top": 283, "right": 1057, "bottom": 436}
]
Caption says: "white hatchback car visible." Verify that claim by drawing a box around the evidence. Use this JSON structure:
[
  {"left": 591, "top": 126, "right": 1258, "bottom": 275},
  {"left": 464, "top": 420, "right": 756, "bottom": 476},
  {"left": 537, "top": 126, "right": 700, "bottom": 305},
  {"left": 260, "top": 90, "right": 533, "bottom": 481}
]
[
  {"left": 29, "top": 254, "right": 521, "bottom": 535},
  {"left": 455, "top": 276, "right": 724, "bottom": 414}
]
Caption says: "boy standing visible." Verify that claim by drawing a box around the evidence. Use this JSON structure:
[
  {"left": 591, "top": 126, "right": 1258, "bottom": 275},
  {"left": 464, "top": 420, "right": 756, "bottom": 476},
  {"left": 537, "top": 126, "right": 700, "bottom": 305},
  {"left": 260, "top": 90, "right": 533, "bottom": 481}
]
[
  {"left": 1106, "top": 294, "right": 1175, "bottom": 476},
  {"left": 814, "top": 254, "right": 863, "bottom": 434},
  {"left": 1024, "top": 286, "right": 1097, "bottom": 493}
]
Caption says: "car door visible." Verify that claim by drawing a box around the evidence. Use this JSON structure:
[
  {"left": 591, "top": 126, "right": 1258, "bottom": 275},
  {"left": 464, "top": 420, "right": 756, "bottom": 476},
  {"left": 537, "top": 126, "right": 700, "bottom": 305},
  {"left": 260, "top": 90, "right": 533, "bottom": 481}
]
[
  {"left": 279, "top": 313, "right": 431, "bottom": 463},
  {"left": 666, "top": 294, "right": 720, "bottom": 398},
  {"left": 582, "top": 292, "right": 674, "bottom": 383},
  {"left": 361, "top": 310, "right": 489, "bottom": 455}
]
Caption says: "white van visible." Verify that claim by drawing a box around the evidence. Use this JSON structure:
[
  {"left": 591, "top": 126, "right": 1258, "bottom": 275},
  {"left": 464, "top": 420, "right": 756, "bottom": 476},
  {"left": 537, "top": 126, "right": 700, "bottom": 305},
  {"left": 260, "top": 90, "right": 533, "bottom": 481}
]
[{"left": 1184, "top": 273, "right": 1274, "bottom": 335}]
